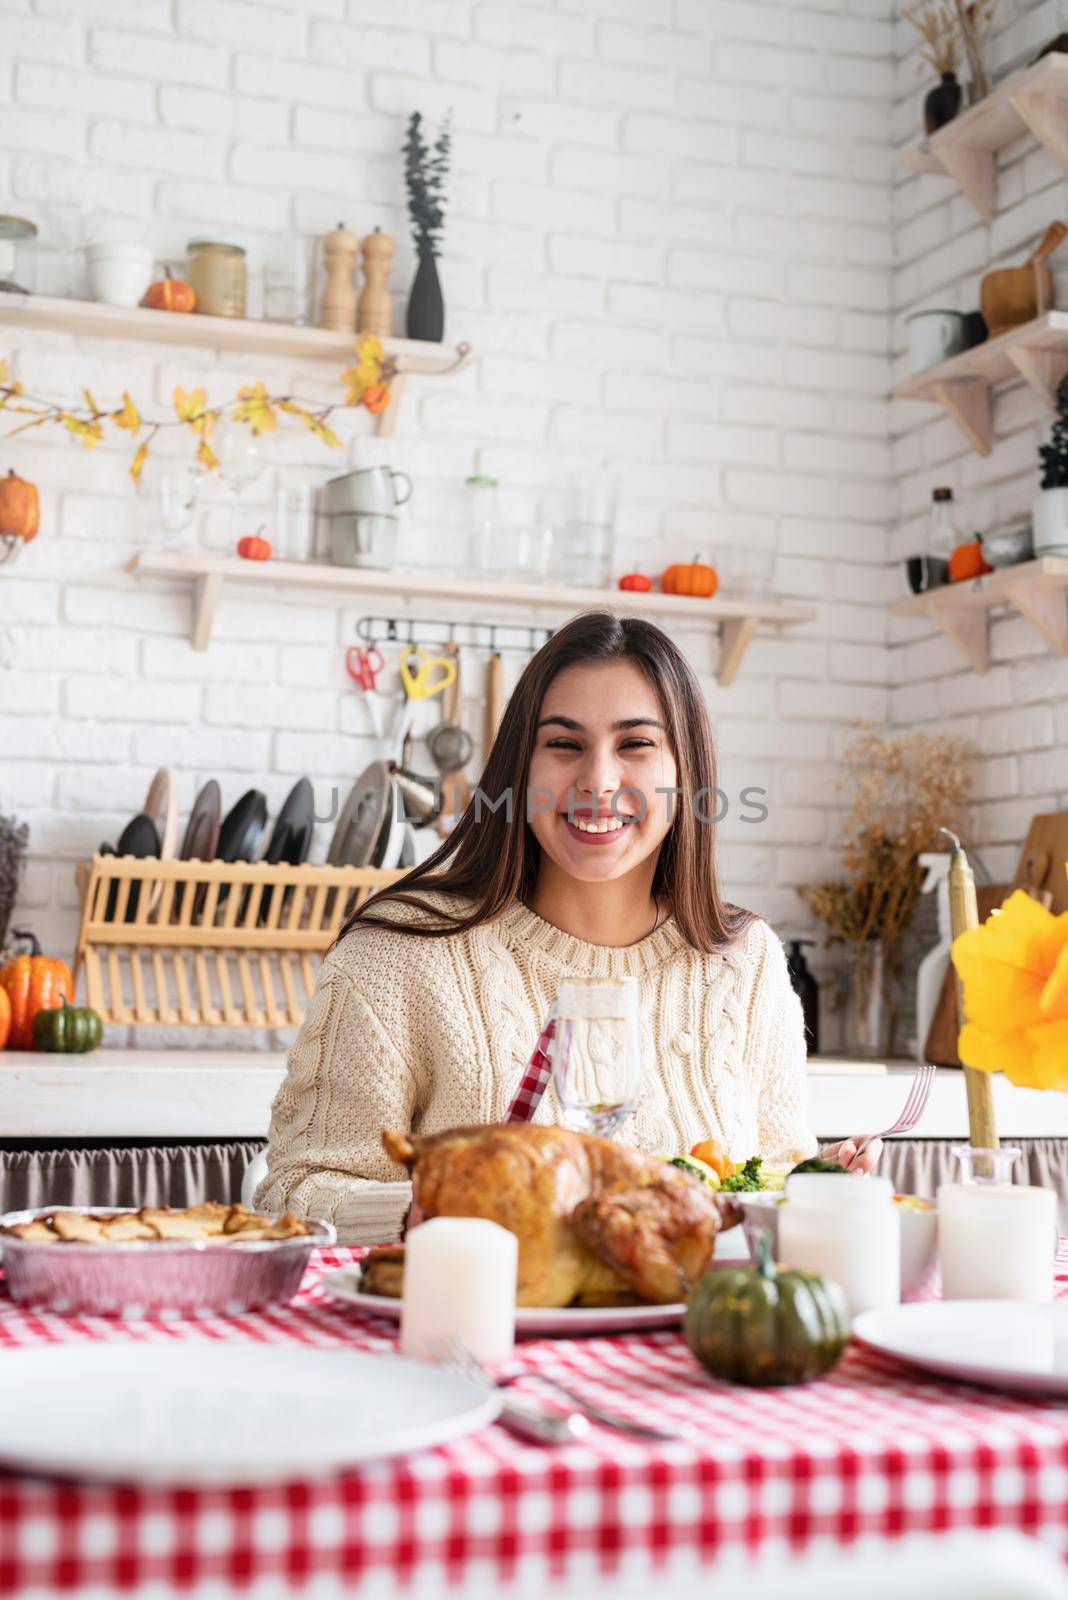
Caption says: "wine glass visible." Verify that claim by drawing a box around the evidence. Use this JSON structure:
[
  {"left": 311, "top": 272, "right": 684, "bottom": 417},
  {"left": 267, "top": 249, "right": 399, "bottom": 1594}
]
[{"left": 550, "top": 976, "right": 642, "bottom": 1138}]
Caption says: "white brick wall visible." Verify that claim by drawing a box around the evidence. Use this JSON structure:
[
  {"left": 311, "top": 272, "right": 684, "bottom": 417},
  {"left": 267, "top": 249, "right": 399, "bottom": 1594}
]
[
  {"left": 891, "top": 0, "right": 1068, "bottom": 886},
  {"left": 1, "top": 0, "right": 896, "bottom": 1045}
]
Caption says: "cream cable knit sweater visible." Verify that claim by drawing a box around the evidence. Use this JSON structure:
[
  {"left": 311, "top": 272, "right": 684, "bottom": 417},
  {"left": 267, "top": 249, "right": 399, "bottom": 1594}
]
[{"left": 256, "top": 891, "right": 818, "bottom": 1244}]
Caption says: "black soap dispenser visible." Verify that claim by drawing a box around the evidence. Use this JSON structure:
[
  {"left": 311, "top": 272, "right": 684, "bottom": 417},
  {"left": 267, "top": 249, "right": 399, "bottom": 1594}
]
[{"left": 786, "top": 939, "right": 820, "bottom": 1055}]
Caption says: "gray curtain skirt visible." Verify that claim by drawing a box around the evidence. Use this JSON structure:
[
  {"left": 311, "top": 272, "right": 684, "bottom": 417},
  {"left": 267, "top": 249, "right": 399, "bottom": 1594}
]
[
  {"left": 3, "top": 1138, "right": 1068, "bottom": 1227},
  {"left": 0, "top": 1141, "right": 265, "bottom": 1214}
]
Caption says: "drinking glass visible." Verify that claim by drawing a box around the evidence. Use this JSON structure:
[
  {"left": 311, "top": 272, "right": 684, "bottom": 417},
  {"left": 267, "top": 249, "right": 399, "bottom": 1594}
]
[{"left": 551, "top": 976, "right": 642, "bottom": 1138}]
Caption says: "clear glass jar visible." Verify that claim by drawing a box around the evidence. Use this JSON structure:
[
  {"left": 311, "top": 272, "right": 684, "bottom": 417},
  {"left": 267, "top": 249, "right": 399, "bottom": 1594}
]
[
  {"left": 464, "top": 474, "right": 499, "bottom": 576},
  {"left": 779, "top": 1172, "right": 900, "bottom": 1316},
  {"left": 187, "top": 239, "right": 247, "bottom": 319}
]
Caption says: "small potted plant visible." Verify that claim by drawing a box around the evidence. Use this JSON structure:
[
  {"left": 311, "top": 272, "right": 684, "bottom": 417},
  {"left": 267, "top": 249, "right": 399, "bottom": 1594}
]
[
  {"left": 903, "top": 2, "right": 962, "bottom": 133},
  {"left": 1034, "top": 373, "right": 1068, "bottom": 556},
  {"left": 403, "top": 109, "right": 451, "bottom": 343}
]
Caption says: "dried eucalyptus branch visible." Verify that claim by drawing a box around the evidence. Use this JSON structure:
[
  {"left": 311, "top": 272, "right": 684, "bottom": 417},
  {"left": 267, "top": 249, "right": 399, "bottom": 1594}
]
[{"left": 0, "top": 814, "right": 29, "bottom": 954}]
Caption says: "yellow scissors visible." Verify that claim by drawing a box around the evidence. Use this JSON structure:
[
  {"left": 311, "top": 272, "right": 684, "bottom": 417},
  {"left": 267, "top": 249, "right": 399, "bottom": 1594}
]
[{"left": 400, "top": 645, "right": 458, "bottom": 702}]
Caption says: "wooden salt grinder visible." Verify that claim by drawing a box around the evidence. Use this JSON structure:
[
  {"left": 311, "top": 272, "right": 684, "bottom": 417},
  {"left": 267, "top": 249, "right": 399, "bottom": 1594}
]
[
  {"left": 320, "top": 222, "right": 358, "bottom": 333},
  {"left": 358, "top": 227, "right": 395, "bottom": 338}
]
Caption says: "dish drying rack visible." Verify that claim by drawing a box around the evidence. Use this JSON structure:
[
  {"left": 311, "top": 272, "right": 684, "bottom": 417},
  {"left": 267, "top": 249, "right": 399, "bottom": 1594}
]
[{"left": 72, "top": 855, "right": 405, "bottom": 1029}]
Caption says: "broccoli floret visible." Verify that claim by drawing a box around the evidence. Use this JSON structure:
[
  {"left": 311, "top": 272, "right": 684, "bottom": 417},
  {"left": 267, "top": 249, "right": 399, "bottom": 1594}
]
[{"left": 720, "top": 1155, "right": 764, "bottom": 1192}]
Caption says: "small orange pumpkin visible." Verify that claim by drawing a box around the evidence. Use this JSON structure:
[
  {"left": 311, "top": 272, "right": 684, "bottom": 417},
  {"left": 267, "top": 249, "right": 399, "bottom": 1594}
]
[
  {"left": 618, "top": 570, "right": 652, "bottom": 592},
  {"left": 0, "top": 930, "right": 74, "bottom": 1051},
  {"left": 237, "top": 532, "right": 272, "bottom": 561},
  {"left": 0, "top": 469, "right": 39, "bottom": 543},
  {"left": 690, "top": 1137, "right": 735, "bottom": 1183},
  {"left": 661, "top": 553, "right": 719, "bottom": 598},
  {"left": 0, "top": 985, "right": 10, "bottom": 1051},
  {"left": 144, "top": 270, "right": 196, "bottom": 314},
  {"left": 948, "top": 535, "right": 993, "bottom": 583}
]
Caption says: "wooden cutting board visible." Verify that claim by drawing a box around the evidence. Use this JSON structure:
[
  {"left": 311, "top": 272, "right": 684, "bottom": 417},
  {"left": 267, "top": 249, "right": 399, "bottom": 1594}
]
[
  {"left": 1011, "top": 812, "right": 1068, "bottom": 913},
  {"left": 923, "top": 884, "right": 1011, "bottom": 1066}
]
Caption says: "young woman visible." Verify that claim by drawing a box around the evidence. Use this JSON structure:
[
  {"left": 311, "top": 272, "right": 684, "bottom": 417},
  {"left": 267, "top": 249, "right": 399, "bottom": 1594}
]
[{"left": 257, "top": 612, "right": 880, "bottom": 1242}]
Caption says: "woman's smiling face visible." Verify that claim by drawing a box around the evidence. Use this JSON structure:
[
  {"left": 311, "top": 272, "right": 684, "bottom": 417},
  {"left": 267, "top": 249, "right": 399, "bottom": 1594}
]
[{"left": 525, "top": 659, "right": 679, "bottom": 884}]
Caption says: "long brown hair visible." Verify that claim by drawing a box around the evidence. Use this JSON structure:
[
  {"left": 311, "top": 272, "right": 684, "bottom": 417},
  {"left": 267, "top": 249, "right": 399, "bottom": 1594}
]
[{"left": 335, "top": 610, "right": 754, "bottom": 953}]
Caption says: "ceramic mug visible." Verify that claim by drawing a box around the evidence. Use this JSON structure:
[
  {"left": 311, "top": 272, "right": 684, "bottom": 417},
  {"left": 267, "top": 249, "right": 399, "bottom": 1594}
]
[
  {"left": 905, "top": 309, "right": 968, "bottom": 374},
  {"left": 323, "top": 467, "right": 412, "bottom": 515},
  {"left": 86, "top": 243, "right": 155, "bottom": 308},
  {"left": 329, "top": 511, "right": 398, "bottom": 569}
]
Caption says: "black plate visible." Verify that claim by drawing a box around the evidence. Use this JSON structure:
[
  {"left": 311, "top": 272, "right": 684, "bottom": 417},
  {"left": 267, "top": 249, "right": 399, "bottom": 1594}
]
[
  {"left": 217, "top": 788, "right": 268, "bottom": 864},
  {"left": 102, "top": 813, "right": 161, "bottom": 922}
]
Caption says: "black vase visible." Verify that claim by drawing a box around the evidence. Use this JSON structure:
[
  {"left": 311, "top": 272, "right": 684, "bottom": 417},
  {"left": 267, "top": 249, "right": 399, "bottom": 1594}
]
[
  {"left": 924, "top": 71, "right": 962, "bottom": 135},
  {"left": 406, "top": 250, "right": 444, "bottom": 343}
]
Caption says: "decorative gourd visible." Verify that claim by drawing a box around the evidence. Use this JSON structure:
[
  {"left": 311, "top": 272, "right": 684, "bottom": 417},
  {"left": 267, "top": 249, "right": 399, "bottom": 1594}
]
[
  {"left": 0, "top": 930, "right": 74, "bottom": 1050},
  {"left": 689, "top": 1136, "right": 734, "bottom": 1183},
  {"left": 237, "top": 532, "right": 272, "bottom": 561},
  {"left": 618, "top": 570, "right": 652, "bottom": 592},
  {"left": 661, "top": 553, "right": 718, "bottom": 598},
  {"left": 144, "top": 271, "right": 196, "bottom": 314},
  {"left": 948, "top": 535, "right": 993, "bottom": 583},
  {"left": 31, "top": 997, "right": 103, "bottom": 1054},
  {"left": 0, "top": 985, "right": 9, "bottom": 1051},
  {"left": 684, "top": 1232, "right": 850, "bottom": 1386},
  {"left": 0, "top": 469, "right": 40, "bottom": 543}
]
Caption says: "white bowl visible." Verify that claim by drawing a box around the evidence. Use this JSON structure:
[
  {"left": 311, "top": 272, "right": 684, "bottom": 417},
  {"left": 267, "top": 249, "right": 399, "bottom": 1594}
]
[
  {"left": 736, "top": 1190, "right": 938, "bottom": 1300},
  {"left": 86, "top": 243, "right": 155, "bottom": 308}
]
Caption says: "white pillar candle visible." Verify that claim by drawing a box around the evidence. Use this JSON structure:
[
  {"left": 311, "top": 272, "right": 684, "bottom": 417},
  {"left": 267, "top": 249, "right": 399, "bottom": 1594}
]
[
  {"left": 399, "top": 1217, "right": 518, "bottom": 1365},
  {"left": 938, "top": 1184, "right": 1057, "bottom": 1302},
  {"left": 778, "top": 1173, "right": 900, "bottom": 1317}
]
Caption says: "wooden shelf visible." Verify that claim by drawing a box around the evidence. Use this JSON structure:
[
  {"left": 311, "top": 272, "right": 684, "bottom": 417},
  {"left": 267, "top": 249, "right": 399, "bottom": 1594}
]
[
  {"left": 0, "top": 293, "right": 472, "bottom": 438},
  {"left": 127, "top": 550, "right": 816, "bottom": 686},
  {"left": 893, "top": 311, "right": 1068, "bottom": 455},
  {"left": 891, "top": 555, "right": 1068, "bottom": 672},
  {"left": 900, "top": 52, "right": 1068, "bottom": 219}
]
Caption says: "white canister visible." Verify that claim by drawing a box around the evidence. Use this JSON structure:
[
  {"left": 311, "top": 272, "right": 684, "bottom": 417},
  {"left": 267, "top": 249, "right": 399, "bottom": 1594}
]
[
  {"left": 1032, "top": 486, "right": 1068, "bottom": 557},
  {"left": 86, "top": 242, "right": 155, "bottom": 308},
  {"left": 778, "top": 1173, "right": 900, "bottom": 1317},
  {"left": 905, "top": 309, "right": 968, "bottom": 373},
  {"left": 938, "top": 1183, "right": 1056, "bottom": 1302},
  {"left": 399, "top": 1217, "right": 518, "bottom": 1366}
]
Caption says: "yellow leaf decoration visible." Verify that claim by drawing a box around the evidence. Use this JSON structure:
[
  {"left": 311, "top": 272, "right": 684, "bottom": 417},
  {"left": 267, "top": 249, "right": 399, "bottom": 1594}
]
[
  {"left": 112, "top": 392, "right": 141, "bottom": 432},
  {"left": 196, "top": 438, "right": 219, "bottom": 472},
  {"left": 233, "top": 381, "right": 277, "bottom": 436},
  {"left": 0, "top": 359, "right": 20, "bottom": 399},
  {"left": 278, "top": 400, "right": 342, "bottom": 448},
  {"left": 82, "top": 387, "right": 101, "bottom": 417},
  {"left": 951, "top": 888, "right": 1068, "bottom": 1091},
  {"left": 173, "top": 385, "right": 214, "bottom": 438},
  {"left": 129, "top": 440, "right": 149, "bottom": 484},
  {"left": 61, "top": 413, "right": 104, "bottom": 449}
]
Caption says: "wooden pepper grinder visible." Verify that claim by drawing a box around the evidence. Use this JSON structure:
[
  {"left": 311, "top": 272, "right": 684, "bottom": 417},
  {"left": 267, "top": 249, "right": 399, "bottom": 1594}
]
[
  {"left": 319, "top": 222, "right": 358, "bottom": 333},
  {"left": 358, "top": 227, "right": 395, "bottom": 337}
]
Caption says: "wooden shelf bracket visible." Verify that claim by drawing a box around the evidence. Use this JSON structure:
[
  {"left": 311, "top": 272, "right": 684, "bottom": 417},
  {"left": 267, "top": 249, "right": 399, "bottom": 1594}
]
[
  {"left": 930, "top": 378, "right": 992, "bottom": 455},
  {"left": 929, "top": 597, "right": 990, "bottom": 674},
  {"left": 1002, "top": 575, "right": 1068, "bottom": 656},
  {"left": 933, "top": 142, "right": 997, "bottom": 220},
  {"left": 1004, "top": 342, "right": 1068, "bottom": 407}
]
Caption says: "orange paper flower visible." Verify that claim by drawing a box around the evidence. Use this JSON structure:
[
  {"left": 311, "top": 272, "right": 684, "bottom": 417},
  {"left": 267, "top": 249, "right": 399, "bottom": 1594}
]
[{"left": 951, "top": 887, "right": 1068, "bottom": 1090}]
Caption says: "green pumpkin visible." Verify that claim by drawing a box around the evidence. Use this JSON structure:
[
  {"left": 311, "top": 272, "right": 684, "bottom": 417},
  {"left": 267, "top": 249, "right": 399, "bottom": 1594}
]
[
  {"left": 684, "top": 1231, "right": 850, "bottom": 1387},
  {"left": 31, "top": 997, "right": 103, "bottom": 1054}
]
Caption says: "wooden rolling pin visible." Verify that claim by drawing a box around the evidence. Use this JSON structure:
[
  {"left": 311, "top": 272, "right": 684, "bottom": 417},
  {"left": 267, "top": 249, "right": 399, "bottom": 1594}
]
[
  {"left": 941, "top": 827, "right": 998, "bottom": 1154},
  {"left": 436, "top": 644, "right": 473, "bottom": 840},
  {"left": 484, "top": 650, "right": 505, "bottom": 753}
]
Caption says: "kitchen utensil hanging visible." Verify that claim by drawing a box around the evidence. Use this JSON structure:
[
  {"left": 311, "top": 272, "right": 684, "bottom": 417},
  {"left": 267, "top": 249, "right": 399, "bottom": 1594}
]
[
  {"left": 354, "top": 614, "right": 552, "bottom": 656},
  {"left": 484, "top": 651, "right": 505, "bottom": 755}
]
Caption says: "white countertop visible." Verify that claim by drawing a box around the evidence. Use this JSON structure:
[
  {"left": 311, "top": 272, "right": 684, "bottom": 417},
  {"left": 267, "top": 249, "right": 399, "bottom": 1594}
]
[{"left": 2, "top": 1049, "right": 1068, "bottom": 1143}]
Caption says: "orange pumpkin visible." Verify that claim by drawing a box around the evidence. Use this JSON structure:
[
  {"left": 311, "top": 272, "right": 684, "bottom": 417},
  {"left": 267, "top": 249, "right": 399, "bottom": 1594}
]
[
  {"left": 0, "top": 469, "right": 39, "bottom": 543},
  {"left": 661, "top": 553, "right": 719, "bottom": 598},
  {"left": 0, "top": 985, "right": 10, "bottom": 1051},
  {"left": 0, "top": 930, "right": 74, "bottom": 1051},
  {"left": 144, "top": 271, "right": 196, "bottom": 314},
  {"left": 618, "top": 570, "right": 652, "bottom": 592},
  {"left": 690, "top": 1137, "right": 735, "bottom": 1183},
  {"left": 237, "top": 533, "right": 272, "bottom": 561},
  {"left": 948, "top": 535, "right": 993, "bottom": 583}
]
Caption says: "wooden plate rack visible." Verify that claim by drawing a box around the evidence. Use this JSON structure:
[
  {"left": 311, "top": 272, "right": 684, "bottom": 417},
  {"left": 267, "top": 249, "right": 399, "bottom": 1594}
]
[{"left": 72, "top": 855, "right": 406, "bottom": 1029}]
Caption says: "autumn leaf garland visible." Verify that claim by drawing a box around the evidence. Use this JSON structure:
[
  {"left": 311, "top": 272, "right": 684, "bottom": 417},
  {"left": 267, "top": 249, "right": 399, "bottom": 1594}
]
[{"left": 0, "top": 338, "right": 394, "bottom": 484}]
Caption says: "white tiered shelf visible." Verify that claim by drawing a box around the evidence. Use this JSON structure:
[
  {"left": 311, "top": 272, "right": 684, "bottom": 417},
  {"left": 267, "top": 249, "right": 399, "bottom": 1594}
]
[
  {"left": 890, "top": 556, "right": 1068, "bottom": 673},
  {"left": 0, "top": 293, "right": 472, "bottom": 438},
  {"left": 900, "top": 52, "right": 1068, "bottom": 219},
  {"left": 127, "top": 550, "right": 817, "bottom": 686},
  {"left": 893, "top": 311, "right": 1068, "bottom": 456}
]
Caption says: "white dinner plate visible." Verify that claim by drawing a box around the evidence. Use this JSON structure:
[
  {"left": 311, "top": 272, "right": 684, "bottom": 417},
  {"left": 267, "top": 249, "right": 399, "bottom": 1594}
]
[
  {"left": 853, "top": 1299, "right": 1068, "bottom": 1397},
  {"left": 321, "top": 1266, "right": 688, "bottom": 1335},
  {"left": 0, "top": 1345, "right": 500, "bottom": 1485}
]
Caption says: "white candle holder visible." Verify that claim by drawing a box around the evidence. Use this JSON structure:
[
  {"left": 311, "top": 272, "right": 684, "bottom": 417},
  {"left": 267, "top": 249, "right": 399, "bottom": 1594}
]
[{"left": 952, "top": 1144, "right": 1021, "bottom": 1185}]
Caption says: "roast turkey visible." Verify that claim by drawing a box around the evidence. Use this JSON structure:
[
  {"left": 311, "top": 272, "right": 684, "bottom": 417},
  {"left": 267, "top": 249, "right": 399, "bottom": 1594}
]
[{"left": 378, "top": 1123, "right": 739, "bottom": 1307}]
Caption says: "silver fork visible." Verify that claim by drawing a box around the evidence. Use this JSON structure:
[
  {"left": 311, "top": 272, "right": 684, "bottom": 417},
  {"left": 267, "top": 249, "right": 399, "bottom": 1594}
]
[
  {"left": 431, "top": 1336, "right": 589, "bottom": 1446},
  {"left": 846, "top": 1061, "right": 936, "bottom": 1169}
]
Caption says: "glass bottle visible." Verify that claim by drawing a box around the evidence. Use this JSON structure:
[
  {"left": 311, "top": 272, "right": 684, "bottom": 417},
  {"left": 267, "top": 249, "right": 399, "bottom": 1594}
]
[
  {"left": 923, "top": 486, "right": 956, "bottom": 588},
  {"left": 464, "top": 474, "right": 499, "bottom": 576}
]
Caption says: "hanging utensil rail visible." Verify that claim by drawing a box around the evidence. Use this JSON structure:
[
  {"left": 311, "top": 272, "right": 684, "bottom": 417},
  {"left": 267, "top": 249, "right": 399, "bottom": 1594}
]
[{"left": 353, "top": 614, "right": 552, "bottom": 655}]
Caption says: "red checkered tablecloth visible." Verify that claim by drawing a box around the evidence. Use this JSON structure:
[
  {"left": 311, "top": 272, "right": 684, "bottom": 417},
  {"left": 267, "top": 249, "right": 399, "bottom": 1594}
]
[{"left": 4, "top": 1247, "right": 1068, "bottom": 1597}]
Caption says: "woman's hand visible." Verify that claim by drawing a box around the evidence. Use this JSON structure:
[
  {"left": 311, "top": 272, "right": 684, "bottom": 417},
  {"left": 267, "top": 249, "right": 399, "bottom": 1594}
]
[{"left": 818, "top": 1136, "right": 884, "bottom": 1175}]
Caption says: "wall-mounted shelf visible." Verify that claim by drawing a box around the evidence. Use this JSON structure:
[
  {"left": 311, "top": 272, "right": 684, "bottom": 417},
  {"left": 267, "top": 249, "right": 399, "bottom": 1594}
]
[
  {"left": 900, "top": 52, "right": 1068, "bottom": 219},
  {"left": 127, "top": 550, "right": 816, "bottom": 686},
  {"left": 0, "top": 293, "right": 472, "bottom": 439},
  {"left": 891, "top": 555, "right": 1068, "bottom": 673},
  {"left": 893, "top": 311, "right": 1068, "bottom": 455}
]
